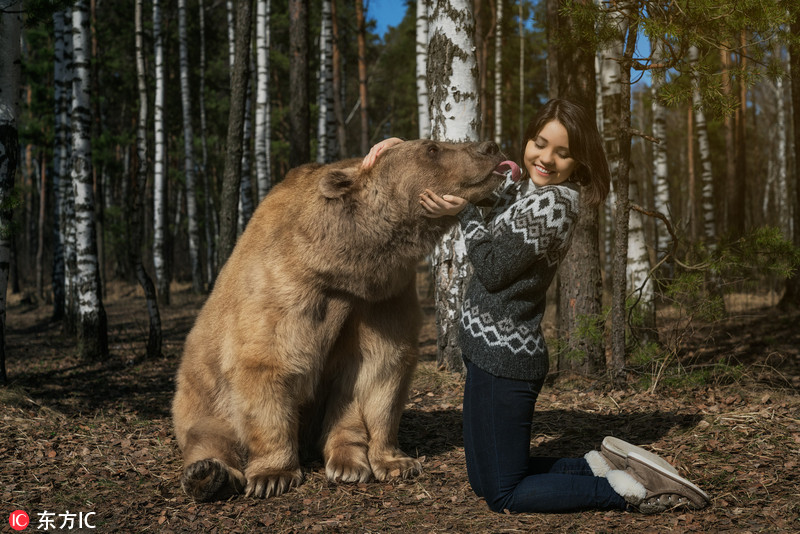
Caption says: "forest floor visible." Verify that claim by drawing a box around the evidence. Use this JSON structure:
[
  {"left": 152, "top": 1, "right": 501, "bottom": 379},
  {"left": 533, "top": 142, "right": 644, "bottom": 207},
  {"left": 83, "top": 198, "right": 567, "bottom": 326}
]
[{"left": 2, "top": 279, "right": 799, "bottom": 533}]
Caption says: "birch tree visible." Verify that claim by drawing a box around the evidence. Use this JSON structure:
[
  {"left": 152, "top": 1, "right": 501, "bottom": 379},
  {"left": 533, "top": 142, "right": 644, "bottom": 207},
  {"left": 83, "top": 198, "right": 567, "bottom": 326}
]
[
  {"left": 255, "top": 0, "right": 273, "bottom": 201},
  {"left": 0, "top": 4, "right": 22, "bottom": 383},
  {"left": 416, "top": 0, "right": 431, "bottom": 139},
  {"left": 179, "top": 0, "right": 203, "bottom": 293},
  {"left": 71, "top": 1, "right": 108, "bottom": 360},
  {"left": 690, "top": 45, "right": 715, "bottom": 245},
  {"left": 427, "top": 0, "right": 479, "bottom": 372},
  {"left": 651, "top": 37, "right": 671, "bottom": 266},
  {"left": 135, "top": 0, "right": 163, "bottom": 359},
  {"left": 317, "top": 0, "right": 337, "bottom": 163},
  {"left": 153, "top": 0, "right": 170, "bottom": 305}
]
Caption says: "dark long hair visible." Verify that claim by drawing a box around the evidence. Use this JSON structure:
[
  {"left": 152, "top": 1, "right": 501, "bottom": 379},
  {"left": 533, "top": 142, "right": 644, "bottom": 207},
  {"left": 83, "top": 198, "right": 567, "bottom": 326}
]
[{"left": 520, "top": 99, "right": 610, "bottom": 207}]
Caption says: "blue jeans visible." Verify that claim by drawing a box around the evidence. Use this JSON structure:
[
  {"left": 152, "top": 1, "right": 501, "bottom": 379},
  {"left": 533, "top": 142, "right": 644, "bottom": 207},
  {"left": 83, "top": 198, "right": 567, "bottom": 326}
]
[{"left": 462, "top": 360, "right": 628, "bottom": 513}]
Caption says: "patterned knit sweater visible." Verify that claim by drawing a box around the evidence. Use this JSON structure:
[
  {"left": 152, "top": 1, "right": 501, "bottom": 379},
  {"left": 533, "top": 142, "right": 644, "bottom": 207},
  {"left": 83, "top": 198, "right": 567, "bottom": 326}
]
[{"left": 456, "top": 174, "right": 581, "bottom": 381}]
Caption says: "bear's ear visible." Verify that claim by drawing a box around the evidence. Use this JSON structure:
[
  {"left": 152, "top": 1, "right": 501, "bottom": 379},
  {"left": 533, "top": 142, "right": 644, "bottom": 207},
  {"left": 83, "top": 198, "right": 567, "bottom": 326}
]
[{"left": 319, "top": 169, "right": 357, "bottom": 199}]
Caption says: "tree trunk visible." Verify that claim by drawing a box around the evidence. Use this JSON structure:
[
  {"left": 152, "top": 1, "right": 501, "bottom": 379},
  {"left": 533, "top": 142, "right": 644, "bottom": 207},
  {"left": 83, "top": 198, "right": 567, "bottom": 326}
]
[
  {"left": 198, "top": 0, "right": 217, "bottom": 286},
  {"left": 289, "top": 0, "right": 310, "bottom": 166},
  {"left": 134, "top": 0, "right": 163, "bottom": 359},
  {"left": 0, "top": 4, "right": 22, "bottom": 383},
  {"left": 331, "top": 0, "right": 348, "bottom": 157},
  {"left": 52, "top": 9, "right": 69, "bottom": 322},
  {"left": 609, "top": 18, "right": 638, "bottom": 378},
  {"left": 690, "top": 46, "right": 716, "bottom": 246},
  {"left": 218, "top": 0, "right": 253, "bottom": 264},
  {"left": 178, "top": 0, "right": 203, "bottom": 294},
  {"left": 427, "top": 0, "right": 479, "bottom": 373},
  {"left": 317, "top": 0, "right": 337, "bottom": 163},
  {"left": 652, "top": 37, "right": 671, "bottom": 267},
  {"left": 153, "top": 0, "right": 170, "bottom": 306},
  {"left": 730, "top": 32, "right": 748, "bottom": 239},
  {"left": 493, "top": 0, "right": 502, "bottom": 144},
  {"left": 356, "top": 0, "right": 369, "bottom": 154},
  {"left": 416, "top": 0, "right": 431, "bottom": 139},
  {"left": 720, "top": 46, "right": 736, "bottom": 235},
  {"left": 779, "top": 16, "right": 800, "bottom": 310},
  {"left": 555, "top": 0, "right": 604, "bottom": 376},
  {"left": 255, "top": 0, "right": 273, "bottom": 200},
  {"left": 71, "top": 1, "right": 108, "bottom": 360}
]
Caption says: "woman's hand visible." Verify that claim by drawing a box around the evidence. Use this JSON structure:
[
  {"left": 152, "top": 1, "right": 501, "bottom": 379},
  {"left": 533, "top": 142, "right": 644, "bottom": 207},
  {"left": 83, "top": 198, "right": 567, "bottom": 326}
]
[
  {"left": 361, "top": 137, "right": 404, "bottom": 169},
  {"left": 419, "top": 189, "right": 468, "bottom": 218}
]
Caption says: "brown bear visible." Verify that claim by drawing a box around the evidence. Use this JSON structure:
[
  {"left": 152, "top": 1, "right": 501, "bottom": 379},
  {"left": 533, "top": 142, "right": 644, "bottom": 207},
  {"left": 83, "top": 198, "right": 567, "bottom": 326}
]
[{"left": 172, "top": 139, "right": 508, "bottom": 501}]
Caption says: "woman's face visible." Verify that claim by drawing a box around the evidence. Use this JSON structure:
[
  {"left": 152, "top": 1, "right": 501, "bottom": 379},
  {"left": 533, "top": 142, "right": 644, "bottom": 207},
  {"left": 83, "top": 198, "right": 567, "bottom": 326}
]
[{"left": 523, "top": 120, "right": 578, "bottom": 187}]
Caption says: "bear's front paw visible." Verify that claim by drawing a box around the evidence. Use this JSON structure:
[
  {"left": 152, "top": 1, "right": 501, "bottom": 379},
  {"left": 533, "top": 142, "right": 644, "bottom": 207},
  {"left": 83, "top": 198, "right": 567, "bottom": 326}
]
[
  {"left": 325, "top": 453, "right": 372, "bottom": 483},
  {"left": 244, "top": 467, "right": 303, "bottom": 498},
  {"left": 371, "top": 453, "right": 423, "bottom": 481},
  {"left": 182, "top": 458, "right": 246, "bottom": 501}
]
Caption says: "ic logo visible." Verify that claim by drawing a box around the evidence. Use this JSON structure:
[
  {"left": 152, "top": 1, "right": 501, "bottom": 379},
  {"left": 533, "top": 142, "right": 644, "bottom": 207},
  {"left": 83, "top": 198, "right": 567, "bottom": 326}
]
[{"left": 9, "top": 510, "right": 29, "bottom": 531}]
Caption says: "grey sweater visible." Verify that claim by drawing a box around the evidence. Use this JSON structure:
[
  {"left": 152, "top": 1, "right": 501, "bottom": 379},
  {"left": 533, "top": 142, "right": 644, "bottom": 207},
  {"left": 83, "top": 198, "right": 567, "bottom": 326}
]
[{"left": 456, "top": 175, "right": 580, "bottom": 381}]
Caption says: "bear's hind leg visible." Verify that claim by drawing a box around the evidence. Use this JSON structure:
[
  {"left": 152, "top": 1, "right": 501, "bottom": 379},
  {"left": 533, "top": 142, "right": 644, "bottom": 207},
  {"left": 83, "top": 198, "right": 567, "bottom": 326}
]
[{"left": 180, "top": 417, "right": 247, "bottom": 501}]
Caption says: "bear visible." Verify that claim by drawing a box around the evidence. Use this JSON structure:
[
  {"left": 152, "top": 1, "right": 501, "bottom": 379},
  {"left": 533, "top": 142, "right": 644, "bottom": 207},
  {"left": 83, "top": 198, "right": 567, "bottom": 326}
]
[{"left": 172, "top": 139, "right": 509, "bottom": 501}]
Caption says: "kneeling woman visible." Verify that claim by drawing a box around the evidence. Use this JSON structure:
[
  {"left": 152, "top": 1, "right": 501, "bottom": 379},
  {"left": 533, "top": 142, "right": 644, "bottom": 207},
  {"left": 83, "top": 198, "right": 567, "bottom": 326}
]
[{"left": 364, "top": 98, "right": 710, "bottom": 515}]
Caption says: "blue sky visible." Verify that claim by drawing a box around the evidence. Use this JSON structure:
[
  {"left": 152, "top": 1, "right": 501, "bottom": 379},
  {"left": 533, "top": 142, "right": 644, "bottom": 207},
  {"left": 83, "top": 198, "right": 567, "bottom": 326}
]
[{"left": 369, "top": 0, "right": 411, "bottom": 37}]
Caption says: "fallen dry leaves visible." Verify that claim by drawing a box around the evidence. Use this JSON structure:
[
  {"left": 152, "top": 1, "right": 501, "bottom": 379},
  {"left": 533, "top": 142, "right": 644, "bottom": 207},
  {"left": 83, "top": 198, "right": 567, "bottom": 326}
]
[{"left": 2, "top": 283, "right": 799, "bottom": 532}]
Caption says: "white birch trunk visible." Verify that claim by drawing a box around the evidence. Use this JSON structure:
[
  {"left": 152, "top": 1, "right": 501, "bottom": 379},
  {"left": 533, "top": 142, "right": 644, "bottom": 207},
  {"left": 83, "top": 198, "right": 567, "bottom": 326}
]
[
  {"left": 0, "top": 3, "right": 22, "bottom": 382},
  {"left": 316, "top": 0, "right": 336, "bottom": 163},
  {"left": 153, "top": 0, "right": 170, "bottom": 304},
  {"left": 71, "top": 1, "right": 107, "bottom": 359},
  {"left": 178, "top": 0, "right": 203, "bottom": 293},
  {"left": 772, "top": 68, "right": 788, "bottom": 237},
  {"left": 427, "top": 0, "right": 479, "bottom": 372},
  {"left": 690, "top": 46, "right": 715, "bottom": 244},
  {"left": 135, "top": 0, "right": 163, "bottom": 358},
  {"left": 255, "top": 0, "right": 272, "bottom": 200},
  {"left": 416, "top": 0, "right": 431, "bottom": 139},
  {"left": 493, "top": 0, "right": 502, "bottom": 145},
  {"left": 651, "top": 37, "right": 671, "bottom": 263}
]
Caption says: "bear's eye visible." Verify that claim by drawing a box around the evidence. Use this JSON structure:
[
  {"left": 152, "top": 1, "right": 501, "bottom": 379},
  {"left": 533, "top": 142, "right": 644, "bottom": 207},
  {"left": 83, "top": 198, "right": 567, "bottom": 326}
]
[{"left": 427, "top": 145, "right": 439, "bottom": 156}]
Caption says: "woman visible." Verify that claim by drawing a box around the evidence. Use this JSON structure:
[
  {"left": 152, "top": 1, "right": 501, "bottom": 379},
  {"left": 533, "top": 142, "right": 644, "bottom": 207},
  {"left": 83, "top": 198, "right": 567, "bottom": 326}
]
[{"left": 363, "top": 99, "right": 709, "bottom": 514}]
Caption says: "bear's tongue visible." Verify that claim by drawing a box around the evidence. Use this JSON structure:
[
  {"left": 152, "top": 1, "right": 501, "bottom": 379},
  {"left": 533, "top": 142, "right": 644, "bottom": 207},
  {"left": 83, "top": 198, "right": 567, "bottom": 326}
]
[{"left": 494, "top": 160, "right": 521, "bottom": 182}]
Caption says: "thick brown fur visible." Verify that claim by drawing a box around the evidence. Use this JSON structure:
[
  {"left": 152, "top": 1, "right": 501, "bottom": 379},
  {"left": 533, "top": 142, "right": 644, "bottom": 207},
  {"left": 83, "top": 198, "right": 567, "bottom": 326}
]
[{"left": 172, "top": 140, "right": 506, "bottom": 501}]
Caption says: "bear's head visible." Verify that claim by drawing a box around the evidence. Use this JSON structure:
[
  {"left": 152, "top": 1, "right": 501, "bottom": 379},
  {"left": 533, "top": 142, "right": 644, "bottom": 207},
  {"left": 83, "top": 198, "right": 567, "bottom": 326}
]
[{"left": 319, "top": 139, "right": 508, "bottom": 216}]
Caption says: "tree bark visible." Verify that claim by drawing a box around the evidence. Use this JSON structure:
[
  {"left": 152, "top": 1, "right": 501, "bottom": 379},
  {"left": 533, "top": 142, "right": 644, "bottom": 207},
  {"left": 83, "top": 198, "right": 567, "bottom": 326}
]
[
  {"left": 427, "top": 0, "right": 480, "bottom": 373},
  {"left": 779, "top": 15, "right": 800, "bottom": 310},
  {"left": 555, "top": 0, "right": 605, "bottom": 376},
  {"left": 178, "top": 0, "right": 203, "bottom": 293},
  {"left": 134, "top": 0, "right": 163, "bottom": 359},
  {"left": 356, "top": 0, "right": 369, "bottom": 154},
  {"left": 219, "top": 0, "right": 253, "bottom": 264},
  {"left": 289, "top": 0, "right": 310, "bottom": 167},
  {"left": 71, "top": 1, "right": 108, "bottom": 360},
  {"left": 0, "top": 5, "right": 22, "bottom": 383}
]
